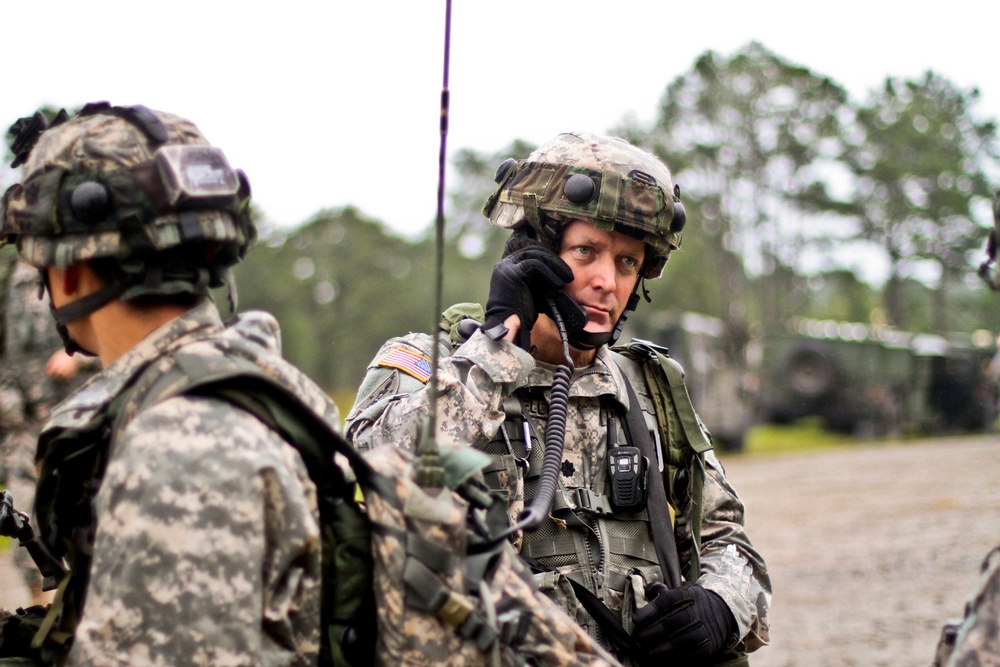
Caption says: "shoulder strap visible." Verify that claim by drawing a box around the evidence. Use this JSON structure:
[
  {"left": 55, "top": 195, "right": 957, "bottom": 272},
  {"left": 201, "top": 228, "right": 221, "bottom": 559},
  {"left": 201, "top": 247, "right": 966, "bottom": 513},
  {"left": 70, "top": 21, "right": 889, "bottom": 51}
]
[
  {"left": 618, "top": 376, "right": 682, "bottom": 589},
  {"left": 113, "top": 342, "right": 381, "bottom": 494},
  {"left": 612, "top": 338, "right": 712, "bottom": 581},
  {"left": 618, "top": 339, "right": 712, "bottom": 454}
]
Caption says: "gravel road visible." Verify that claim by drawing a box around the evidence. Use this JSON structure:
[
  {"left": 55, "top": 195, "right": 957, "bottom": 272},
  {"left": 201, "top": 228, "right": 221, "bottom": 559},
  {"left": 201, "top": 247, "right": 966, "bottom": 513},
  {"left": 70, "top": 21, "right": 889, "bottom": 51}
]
[
  {"left": 2, "top": 435, "right": 997, "bottom": 665},
  {"left": 721, "top": 434, "right": 1000, "bottom": 667}
]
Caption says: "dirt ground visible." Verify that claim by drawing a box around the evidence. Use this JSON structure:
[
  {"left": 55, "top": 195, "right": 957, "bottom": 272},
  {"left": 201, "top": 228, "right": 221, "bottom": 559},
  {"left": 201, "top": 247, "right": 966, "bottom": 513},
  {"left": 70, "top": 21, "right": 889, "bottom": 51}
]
[
  {"left": 720, "top": 434, "right": 1000, "bottom": 667},
  {"left": 2, "top": 435, "right": 997, "bottom": 665}
]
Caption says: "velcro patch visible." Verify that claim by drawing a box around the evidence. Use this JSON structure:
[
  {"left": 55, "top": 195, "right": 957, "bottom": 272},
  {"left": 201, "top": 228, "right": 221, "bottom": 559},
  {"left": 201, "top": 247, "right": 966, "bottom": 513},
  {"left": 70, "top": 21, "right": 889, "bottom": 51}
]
[{"left": 377, "top": 347, "right": 433, "bottom": 383}]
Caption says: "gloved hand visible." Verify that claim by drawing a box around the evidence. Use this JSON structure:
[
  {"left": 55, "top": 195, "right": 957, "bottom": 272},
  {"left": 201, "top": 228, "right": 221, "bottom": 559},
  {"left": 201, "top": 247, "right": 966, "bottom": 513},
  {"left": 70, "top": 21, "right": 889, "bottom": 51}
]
[
  {"left": 632, "top": 582, "right": 738, "bottom": 665},
  {"left": 483, "top": 235, "right": 573, "bottom": 350}
]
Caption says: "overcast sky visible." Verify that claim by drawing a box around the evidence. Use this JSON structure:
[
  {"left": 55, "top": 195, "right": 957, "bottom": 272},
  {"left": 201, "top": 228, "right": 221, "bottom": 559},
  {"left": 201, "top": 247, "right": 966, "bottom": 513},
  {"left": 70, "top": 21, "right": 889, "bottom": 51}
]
[{"left": 4, "top": 0, "right": 1000, "bottom": 239}]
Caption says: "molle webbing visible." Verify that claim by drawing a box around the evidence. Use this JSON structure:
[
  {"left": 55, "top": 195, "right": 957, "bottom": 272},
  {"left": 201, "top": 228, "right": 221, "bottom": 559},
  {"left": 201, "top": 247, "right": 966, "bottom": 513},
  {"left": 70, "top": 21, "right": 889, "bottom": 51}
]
[
  {"left": 125, "top": 340, "right": 550, "bottom": 662},
  {"left": 483, "top": 390, "right": 663, "bottom": 599}
]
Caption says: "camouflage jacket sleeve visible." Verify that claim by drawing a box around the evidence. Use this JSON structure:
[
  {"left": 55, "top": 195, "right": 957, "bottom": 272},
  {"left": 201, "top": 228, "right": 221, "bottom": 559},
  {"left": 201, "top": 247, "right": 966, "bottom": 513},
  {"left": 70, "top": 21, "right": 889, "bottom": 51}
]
[
  {"left": 66, "top": 395, "right": 322, "bottom": 667},
  {"left": 346, "top": 329, "right": 534, "bottom": 452},
  {"left": 677, "top": 449, "right": 771, "bottom": 653},
  {"left": 945, "top": 546, "right": 1000, "bottom": 666}
]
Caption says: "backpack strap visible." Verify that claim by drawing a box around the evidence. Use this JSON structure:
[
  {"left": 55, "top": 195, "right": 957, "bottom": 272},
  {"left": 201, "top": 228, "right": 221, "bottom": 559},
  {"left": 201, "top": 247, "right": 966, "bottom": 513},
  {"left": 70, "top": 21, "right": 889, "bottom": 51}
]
[
  {"left": 612, "top": 338, "right": 713, "bottom": 582},
  {"left": 112, "top": 342, "right": 377, "bottom": 486}
]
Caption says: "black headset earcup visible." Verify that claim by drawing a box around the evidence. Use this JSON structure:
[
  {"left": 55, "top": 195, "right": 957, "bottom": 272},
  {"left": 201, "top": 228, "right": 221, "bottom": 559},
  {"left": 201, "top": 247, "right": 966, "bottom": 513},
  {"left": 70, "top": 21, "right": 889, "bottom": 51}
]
[
  {"left": 670, "top": 200, "right": 687, "bottom": 233},
  {"left": 69, "top": 181, "right": 112, "bottom": 224}
]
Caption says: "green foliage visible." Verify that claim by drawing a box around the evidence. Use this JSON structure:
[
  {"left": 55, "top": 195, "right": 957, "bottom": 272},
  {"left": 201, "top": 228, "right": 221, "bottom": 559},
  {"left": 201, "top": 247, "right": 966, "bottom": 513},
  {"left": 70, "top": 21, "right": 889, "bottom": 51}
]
[
  {"left": 800, "top": 271, "right": 878, "bottom": 323},
  {"left": 230, "top": 206, "right": 499, "bottom": 395},
  {"left": 616, "top": 43, "right": 1000, "bottom": 345},
  {"left": 644, "top": 42, "right": 859, "bottom": 333},
  {"left": 227, "top": 45, "right": 1000, "bottom": 398},
  {"left": 848, "top": 73, "right": 999, "bottom": 329},
  {"left": 232, "top": 208, "right": 422, "bottom": 391}
]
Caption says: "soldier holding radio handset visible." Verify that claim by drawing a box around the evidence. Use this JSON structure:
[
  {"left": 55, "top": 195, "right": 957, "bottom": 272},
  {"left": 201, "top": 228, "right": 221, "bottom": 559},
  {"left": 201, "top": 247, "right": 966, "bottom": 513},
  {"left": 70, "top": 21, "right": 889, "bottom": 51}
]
[{"left": 347, "top": 132, "right": 771, "bottom": 666}]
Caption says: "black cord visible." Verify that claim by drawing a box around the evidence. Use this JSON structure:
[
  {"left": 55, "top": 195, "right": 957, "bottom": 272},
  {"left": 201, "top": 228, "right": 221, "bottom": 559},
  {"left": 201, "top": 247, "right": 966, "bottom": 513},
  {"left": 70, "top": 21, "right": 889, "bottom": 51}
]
[{"left": 492, "top": 296, "right": 574, "bottom": 539}]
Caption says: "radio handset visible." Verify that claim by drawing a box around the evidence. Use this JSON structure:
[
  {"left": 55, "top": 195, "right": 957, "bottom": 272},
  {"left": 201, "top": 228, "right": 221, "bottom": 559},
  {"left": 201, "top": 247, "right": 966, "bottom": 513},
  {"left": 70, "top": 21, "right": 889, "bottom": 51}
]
[
  {"left": 492, "top": 295, "right": 577, "bottom": 540},
  {"left": 547, "top": 290, "right": 588, "bottom": 337}
]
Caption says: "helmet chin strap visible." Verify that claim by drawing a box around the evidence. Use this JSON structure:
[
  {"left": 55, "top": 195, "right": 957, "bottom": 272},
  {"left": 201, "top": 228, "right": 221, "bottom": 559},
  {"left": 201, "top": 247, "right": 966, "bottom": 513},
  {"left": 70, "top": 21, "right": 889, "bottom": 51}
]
[
  {"left": 566, "top": 286, "right": 642, "bottom": 351},
  {"left": 45, "top": 276, "right": 124, "bottom": 356}
]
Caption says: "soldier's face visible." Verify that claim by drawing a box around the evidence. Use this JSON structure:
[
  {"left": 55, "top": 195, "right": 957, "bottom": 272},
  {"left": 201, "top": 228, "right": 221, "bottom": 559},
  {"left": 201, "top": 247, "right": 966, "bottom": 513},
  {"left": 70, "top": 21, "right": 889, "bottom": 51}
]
[{"left": 558, "top": 220, "right": 644, "bottom": 333}]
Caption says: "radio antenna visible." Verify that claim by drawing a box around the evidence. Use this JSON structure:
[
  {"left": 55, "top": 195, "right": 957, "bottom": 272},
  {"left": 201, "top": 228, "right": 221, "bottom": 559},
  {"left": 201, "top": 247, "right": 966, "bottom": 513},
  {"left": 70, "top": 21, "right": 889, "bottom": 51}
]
[{"left": 413, "top": 0, "right": 452, "bottom": 489}]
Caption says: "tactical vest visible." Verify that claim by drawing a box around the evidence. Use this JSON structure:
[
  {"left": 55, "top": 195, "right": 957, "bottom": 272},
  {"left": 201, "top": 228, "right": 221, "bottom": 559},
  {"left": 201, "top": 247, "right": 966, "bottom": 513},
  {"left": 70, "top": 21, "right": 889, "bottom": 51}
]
[
  {"left": 434, "top": 306, "right": 718, "bottom": 661},
  {"left": 23, "top": 322, "right": 616, "bottom": 667}
]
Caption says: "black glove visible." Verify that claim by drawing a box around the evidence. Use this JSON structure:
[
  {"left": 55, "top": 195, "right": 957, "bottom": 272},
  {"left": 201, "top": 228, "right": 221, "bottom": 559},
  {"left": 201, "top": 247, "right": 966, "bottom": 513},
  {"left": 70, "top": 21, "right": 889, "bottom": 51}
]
[
  {"left": 483, "top": 236, "right": 573, "bottom": 350},
  {"left": 632, "top": 582, "right": 737, "bottom": 665}
]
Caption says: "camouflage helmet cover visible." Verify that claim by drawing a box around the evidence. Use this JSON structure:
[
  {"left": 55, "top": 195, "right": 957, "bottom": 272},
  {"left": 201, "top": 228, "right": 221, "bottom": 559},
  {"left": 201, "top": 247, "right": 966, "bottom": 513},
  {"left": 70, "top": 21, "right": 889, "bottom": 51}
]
[
  {"left": 482, "top": 131, "right": 684, "bottom": 279},
  {"left": 1, "top": 103, "right": 254, "bottom": 272}
]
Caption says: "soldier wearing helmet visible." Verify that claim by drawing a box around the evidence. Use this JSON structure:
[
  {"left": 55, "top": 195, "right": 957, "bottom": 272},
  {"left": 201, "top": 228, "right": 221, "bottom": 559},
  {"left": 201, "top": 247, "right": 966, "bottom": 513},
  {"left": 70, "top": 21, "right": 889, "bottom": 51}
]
[
  {"left": 347, "top": 131, "right": 771, "bottom": 666},
  {"left": 0, "top": 103, "right": 332, "bottom": 664},
  {"left": 933, "top": 191, "right": 1000, "bottom": 667}
]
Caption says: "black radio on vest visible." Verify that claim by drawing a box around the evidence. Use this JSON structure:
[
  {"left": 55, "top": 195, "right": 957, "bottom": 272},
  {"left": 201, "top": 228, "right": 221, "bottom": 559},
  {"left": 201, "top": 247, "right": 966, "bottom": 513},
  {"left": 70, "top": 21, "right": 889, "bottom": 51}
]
[{"left": 606, "top": 415, "right": 648, "bottom": 512}]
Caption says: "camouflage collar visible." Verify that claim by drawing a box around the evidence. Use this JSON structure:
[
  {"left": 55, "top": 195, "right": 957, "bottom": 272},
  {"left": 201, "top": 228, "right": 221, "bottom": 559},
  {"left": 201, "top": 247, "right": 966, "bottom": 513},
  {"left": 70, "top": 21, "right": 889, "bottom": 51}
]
[
  {"left": 525, "top": 345, "right": 630, "bottom": 409},
  {"left": 39, "top": 300, "right": 224, "bottom": 437}
]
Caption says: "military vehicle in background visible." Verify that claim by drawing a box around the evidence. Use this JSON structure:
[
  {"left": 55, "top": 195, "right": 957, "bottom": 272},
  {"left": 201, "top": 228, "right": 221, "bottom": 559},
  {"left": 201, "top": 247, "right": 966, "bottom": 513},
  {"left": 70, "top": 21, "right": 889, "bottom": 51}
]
[
  {"left": 631, "top": 312, "right": 999, "bottom": 451},
  {"left": 754, "top": 318, "right": 998, "bottom": 438},
  {"left": 628, "top": 311, "right": 753, "bottom": 452}
]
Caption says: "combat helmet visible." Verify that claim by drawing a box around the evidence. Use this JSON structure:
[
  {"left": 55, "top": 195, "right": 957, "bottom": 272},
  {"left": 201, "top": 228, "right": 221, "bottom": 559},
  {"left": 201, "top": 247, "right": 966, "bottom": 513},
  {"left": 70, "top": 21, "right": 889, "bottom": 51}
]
[
  {"left": 483, "top": 131, "right": 685, "bottom": 280},
  {"left": 1, "top": 102, "right": 255, "bottom": 351},
  {"left": 482, "top": 131, "right": 686, "bottom": 347}
]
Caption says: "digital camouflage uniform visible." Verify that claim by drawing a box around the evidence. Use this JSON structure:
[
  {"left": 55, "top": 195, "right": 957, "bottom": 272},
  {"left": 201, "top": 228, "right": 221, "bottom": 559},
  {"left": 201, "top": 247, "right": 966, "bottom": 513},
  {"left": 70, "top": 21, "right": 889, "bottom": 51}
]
[
  {"left": 39, "top": 301, "right": 324, "bottom": 666},
  {"left": 2, "top": 108, "right": 621, "bottom": 667},
  {"left": 347, "top": 131, "right": 770, "bottom": 663},
  {"left": 934, "top": 547, "right": 1000, "bottom": 667},
  {"left": 346, "top": 321, "right": 770, "bottom": 659},
  {"left": 0, "top": 253, "right": 94, "bottom": 598},
  {"left": 0, "top": 104, "right": 322, "bottom": 666}
]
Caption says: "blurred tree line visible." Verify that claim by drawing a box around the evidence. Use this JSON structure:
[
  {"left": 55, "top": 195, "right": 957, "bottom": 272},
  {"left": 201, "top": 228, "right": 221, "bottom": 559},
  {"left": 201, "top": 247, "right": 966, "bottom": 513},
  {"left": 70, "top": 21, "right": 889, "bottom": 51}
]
[
  {"left": 229, "top": 43, "right": 1000, "bottom": 397},
  {"left": 227, "top": 207, "right": 502, "bottom": 403},
  {"left": 6, "top": 44, "right": 1000, "bottom": 401}
]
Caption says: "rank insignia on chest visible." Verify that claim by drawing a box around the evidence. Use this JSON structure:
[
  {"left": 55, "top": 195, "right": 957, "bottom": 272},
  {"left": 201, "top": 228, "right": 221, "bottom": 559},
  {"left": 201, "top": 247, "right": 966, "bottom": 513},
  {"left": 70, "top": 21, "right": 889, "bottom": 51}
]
[{"left": 378, "top": 347, "right": 434, "bottom": 383}]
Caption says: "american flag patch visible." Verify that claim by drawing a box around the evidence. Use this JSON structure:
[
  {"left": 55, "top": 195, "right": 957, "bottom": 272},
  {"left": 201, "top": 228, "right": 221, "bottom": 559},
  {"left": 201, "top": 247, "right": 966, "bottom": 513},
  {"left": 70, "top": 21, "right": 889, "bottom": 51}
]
[{"left": 377, "top": 347, "right": 434, "bottom": 383}]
